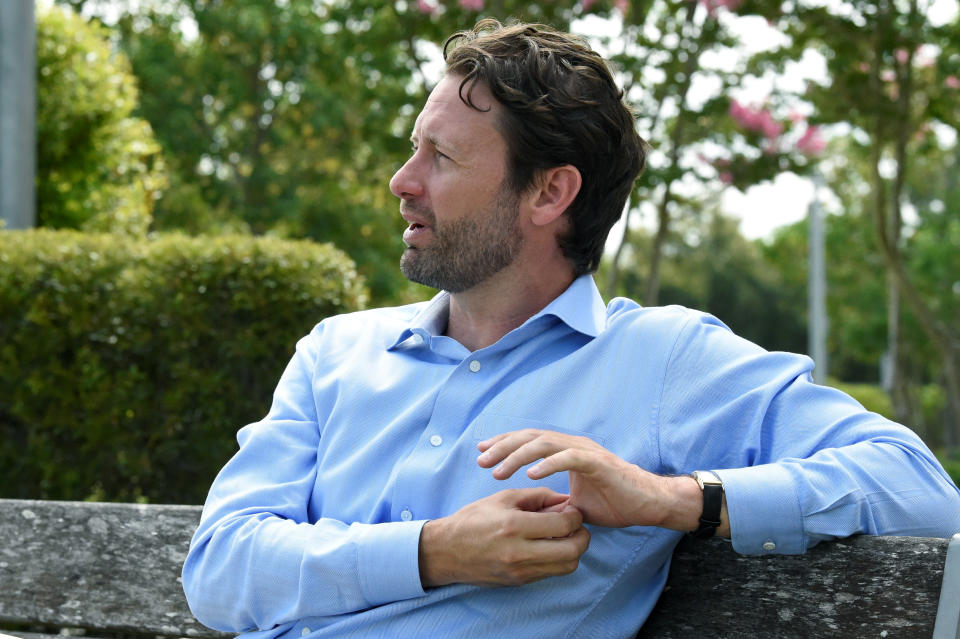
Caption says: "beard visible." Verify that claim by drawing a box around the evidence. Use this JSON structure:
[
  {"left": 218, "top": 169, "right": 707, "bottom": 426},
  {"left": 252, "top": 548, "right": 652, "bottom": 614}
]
[{"left": 400, "top": 182, "right": 524, "bottom": 293}]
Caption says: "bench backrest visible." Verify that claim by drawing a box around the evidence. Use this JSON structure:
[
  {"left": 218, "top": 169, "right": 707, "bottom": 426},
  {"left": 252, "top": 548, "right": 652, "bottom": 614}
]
[
  {"left": 641, "top": 533, "right": 960, "bottom": 639},
  {"left": 0, "top": 499, "right": 227, "bottom": 638},
  {"left": 0, "top": 498, "right": 957, "bottom": 638}
]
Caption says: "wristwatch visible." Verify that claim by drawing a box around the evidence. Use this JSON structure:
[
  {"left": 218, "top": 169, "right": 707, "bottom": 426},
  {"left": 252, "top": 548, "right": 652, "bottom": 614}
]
[{"left": 689, "top": 470, "right": 723, "bottom": 539}]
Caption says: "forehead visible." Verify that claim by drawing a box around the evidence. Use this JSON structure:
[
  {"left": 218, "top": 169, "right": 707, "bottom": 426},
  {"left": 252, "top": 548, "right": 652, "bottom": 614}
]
[{"left": 413, "top": 75, "right": 504, "bottom": 151}]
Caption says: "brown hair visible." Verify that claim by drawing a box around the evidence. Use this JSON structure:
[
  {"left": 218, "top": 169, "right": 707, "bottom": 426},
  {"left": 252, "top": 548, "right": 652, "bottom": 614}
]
[{"left": 443, "top": 19, "right": 646, "bottom": 276}]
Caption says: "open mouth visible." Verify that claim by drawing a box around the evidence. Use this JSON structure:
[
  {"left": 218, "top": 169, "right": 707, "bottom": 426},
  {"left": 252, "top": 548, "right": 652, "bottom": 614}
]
[{"left": 403, "top": 222, "right": 432, "bottom": 247}]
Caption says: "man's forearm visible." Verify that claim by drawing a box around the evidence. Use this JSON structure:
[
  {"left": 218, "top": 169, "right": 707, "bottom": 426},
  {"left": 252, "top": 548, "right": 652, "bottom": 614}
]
[{"left": 657, "top": 474, "right": 730, "bottom": 538}]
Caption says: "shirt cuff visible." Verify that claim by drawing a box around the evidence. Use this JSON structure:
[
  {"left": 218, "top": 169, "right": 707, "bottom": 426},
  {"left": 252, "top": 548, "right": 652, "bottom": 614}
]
[
  {"left": 355, "top": 519, "right": 428, "bottom": 606},
  {"left": 715, "top": 464, "right": 805, "bottom": 555}
]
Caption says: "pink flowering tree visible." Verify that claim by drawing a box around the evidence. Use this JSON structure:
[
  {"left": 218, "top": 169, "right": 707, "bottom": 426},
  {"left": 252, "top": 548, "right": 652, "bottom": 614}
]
[
  {"left": 602, "top": 0, "right": 792, "bottom": 303},
  {"left": 745, "top": 0, "right": 960, "bottom": 439}
]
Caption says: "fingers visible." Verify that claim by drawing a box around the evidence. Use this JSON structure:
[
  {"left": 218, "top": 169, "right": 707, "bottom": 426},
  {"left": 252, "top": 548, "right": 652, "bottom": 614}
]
[
  {"left": 478, "top": 429, "right": 599, "bottom": 481},
  {"left": 489, "top": 517, "right": 591, "bottom": 586},
  {"left": 419, "top": 488, "right": 590, "bottom": 588},
  {"left": 494, "top": 488, "right": 580, "bottom": 537},
  {"left": 499, "top": 485, "right": 569, "bottom": 512},
  {"left": 526, "top": 448, "right": 594, "bottom": 479},
  {"left": 513, "top": 505, "right": 583, "bottom": 540}
]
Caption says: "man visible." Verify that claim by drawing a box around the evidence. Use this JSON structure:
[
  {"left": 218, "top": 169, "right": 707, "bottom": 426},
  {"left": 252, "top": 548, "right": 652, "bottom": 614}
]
[{"left": 182, "top": 20, "right": 960, "bottom": 638}]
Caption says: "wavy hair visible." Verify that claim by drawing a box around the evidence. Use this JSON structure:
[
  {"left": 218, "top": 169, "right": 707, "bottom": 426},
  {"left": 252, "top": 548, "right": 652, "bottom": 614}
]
[{"left": 443, "top": 19, "right": 646, "bottom": 276}]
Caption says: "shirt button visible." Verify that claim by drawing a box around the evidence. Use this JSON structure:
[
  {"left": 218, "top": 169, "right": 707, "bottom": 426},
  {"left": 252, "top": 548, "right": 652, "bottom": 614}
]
[
  {"left": 301, "top": 628, "right": 311, "bottom": 637},
  {"left": 429, "top": 434, "right": 442, "bottom": 447},
  {"left": 469, "top": 360, "right": 481, "bottom": 372},
  {"left": 400, "top": 509, "right": 412, "bottom": 521},
  {"left": 762, "top": 540, "right": 777, "bottom": 551}
]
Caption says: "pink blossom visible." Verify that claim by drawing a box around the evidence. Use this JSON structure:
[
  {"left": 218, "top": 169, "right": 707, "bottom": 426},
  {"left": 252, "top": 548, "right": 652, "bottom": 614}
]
[
  {"left": 881, "top": 69, "right": 896, "bottom": 82},
  {"left": 895, "top": 48, "right": 909, "bottom": 65},
  {"left": 581, "top": 0, "right": 598, "bottom": 10},
  {"left": 416, "top": 0, "right": 437, "bottom": 13},
  {"left": 796, "top": 125, "right": 826, "bottom": 155},
  {"left": 719, "top": 172, "right": 734, "bottom": 185},
  {"left": 459, "top": 0, "right": 484, "bottom": 10},
  {"left": 729, "top": 99, "right": 782, "bottom": 140},
  {"left": 615, "top": 0, "right": 629, "bottom": 13},
  {"left": 698, "top": 0, "right": 742, "bottom": 17},
  {"left": 788, "top": 110, "right": 806, "bottom": 124},
  {"left": 946, "top": 75, "right": 960, "bottom": 89}
]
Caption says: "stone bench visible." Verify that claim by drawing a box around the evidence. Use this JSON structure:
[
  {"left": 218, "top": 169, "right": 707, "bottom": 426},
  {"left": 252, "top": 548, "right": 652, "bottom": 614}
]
[{"left": 1, "top": 498, "right": 957, "bottom": 638}]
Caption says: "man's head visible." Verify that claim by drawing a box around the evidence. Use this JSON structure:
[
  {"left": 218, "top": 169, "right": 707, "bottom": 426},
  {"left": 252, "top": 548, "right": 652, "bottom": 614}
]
[
  {"left": 391, "top": 75, "right": 525, "bottom": 293},
  {"left": 442, "top": 19, "right": 646, "bottom": 276}
]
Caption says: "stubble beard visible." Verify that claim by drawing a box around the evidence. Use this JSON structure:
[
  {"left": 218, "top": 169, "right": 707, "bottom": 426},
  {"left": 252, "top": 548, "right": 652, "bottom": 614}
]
[{"left": 400, "top": 184, "right": 524, "bottom": 293}]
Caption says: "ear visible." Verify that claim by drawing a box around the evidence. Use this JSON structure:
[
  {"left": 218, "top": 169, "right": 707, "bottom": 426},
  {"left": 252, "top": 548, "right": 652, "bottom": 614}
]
[{"left": 528, "top": 165, "right": 582, "bottom": 227}]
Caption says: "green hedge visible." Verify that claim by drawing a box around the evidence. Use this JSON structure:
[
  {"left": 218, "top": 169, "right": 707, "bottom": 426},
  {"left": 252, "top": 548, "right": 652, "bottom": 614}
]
[{"left": 0, "top": 229, "right": 367, "bottom": 503}]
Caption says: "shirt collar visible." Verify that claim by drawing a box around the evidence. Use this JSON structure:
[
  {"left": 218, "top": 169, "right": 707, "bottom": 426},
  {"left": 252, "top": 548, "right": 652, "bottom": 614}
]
[
  {"left": 388, "top": 275, "right": 607, "bottom": 350},
  {"left": 530, "top": 274, "right": 607, "bottom": 338},
  {"left": 388, "top": 292, "right": 450, "bottom": 350}
]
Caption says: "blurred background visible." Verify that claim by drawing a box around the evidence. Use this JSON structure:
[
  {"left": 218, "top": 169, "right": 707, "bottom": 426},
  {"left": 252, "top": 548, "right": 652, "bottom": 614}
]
[{"left": 0, "top": 0, "right": 957, "bottom": 503}]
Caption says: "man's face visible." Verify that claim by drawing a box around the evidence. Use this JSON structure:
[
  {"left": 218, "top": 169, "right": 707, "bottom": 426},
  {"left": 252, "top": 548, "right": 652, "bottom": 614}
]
[{"left": 389, "top": 75, "right": 524, "bottom": 293}]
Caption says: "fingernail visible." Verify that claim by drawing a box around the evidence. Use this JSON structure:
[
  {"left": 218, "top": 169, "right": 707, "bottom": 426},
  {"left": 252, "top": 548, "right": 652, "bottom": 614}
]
[{"left": 529, "top": 464, "right": 542, "bottom": 476}]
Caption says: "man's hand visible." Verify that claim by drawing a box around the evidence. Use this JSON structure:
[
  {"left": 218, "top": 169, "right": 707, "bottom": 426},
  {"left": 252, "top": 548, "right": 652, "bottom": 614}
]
[
  {"left": 418, "top": 487, "right": 590, "bottom": 588},
  {"left": 477, "top": 429, "right": 722, "bottom": 534}
]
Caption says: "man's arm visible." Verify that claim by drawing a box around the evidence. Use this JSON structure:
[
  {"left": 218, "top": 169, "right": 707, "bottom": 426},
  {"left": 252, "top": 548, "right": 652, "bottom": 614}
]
[
  {"left": 477, "top": 429, "right": 730, "bottom": 536},
  {"left": 182, "top": 330, "right": 428, "bottom": 631},
  {"left": 477, "top": 313, "right": 960, "bottom": 548},
  {"left": 182, "top": 329, "right": 592, "bottom": 632}
]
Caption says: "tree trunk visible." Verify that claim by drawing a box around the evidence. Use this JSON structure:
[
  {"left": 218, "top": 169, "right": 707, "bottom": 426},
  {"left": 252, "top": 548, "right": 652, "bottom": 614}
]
[
  {"left": 642, "top": 3, "right": 701, "bottom": 306},
  {"left": 644, "top": 182, "right": 672, "bottom": 306}
]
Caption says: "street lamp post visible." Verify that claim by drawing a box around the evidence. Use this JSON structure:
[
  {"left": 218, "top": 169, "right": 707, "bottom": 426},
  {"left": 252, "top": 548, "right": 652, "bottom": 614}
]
[
  {"left": 0, "top": 0, "right": 36, "bottom": 230},
  {"left": 808, "top": 171, "right": 828, "bottom": 384}
]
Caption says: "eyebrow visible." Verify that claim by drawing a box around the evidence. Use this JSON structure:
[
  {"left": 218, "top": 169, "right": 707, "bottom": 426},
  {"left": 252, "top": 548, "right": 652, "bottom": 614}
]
[{"left": 410, "top": 132, "right": 462, "bottom": 157}]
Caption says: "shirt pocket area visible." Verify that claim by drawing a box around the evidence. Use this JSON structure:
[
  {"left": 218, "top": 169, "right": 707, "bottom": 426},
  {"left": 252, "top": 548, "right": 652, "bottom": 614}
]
[{"left": 472, "top": 412, "right": 607, "bottom": 448}]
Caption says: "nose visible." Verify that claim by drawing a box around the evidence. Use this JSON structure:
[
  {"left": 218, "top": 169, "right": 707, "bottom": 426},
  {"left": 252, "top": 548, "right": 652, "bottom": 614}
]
[{"left": 389, "top": 154, "right": 424, "bottom": 200}]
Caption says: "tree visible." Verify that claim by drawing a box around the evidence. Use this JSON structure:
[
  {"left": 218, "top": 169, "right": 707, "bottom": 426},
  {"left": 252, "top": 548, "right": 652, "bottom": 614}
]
[
  {"left": 36, "top": 4, "right": 166, "bottom": 235},
  {"left": 64, "top": 0, "right": 576, "bottom": 302},
  {"left": 603, "top": 0, "right": 823, "bottom": 305},
  {"left": 747, "top": 0, "right": 960, "bottom": 442},
  {"left": 601, "top": 205, "right": 807, "bottom": 354}
]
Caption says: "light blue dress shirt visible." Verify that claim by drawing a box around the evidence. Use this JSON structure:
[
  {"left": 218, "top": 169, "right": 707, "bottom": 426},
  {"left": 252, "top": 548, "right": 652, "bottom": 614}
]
[{"left": 183, "top": 275, "right": 960, "bottom": 639}]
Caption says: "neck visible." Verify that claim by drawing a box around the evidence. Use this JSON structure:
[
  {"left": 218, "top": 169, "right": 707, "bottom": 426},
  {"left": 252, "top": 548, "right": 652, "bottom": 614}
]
[{"left": 445, "top": 259, "right": 575, "bottom": 352}]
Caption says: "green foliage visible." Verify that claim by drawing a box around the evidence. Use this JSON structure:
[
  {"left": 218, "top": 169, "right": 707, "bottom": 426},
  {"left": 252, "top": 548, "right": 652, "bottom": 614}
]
[
  {"left": 601, "top": 209, "right": 807, "bottom": 354},
  {"left": 762, "top": 206, "right": 889, "bottom": 383},
  {"left": 938, "top": 454, "right": 960, "bottom": 487},
  {"left": 80, "top": 0, "right": 575, "bottom": 302},
  {"left": 36, "top": 5, "right": 167, "bottom": 235},
  {"left": 0, "top": 229, "right": 367, "bottom": 503},
  {"left": 829, "top": 380, "right": 894, "bottom": 418}
]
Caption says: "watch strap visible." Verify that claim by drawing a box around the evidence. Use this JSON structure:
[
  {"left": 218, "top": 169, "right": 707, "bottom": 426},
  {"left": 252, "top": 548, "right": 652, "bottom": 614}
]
[{"left": 689, "top": 470, "right": 723, "bottom": 539}]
